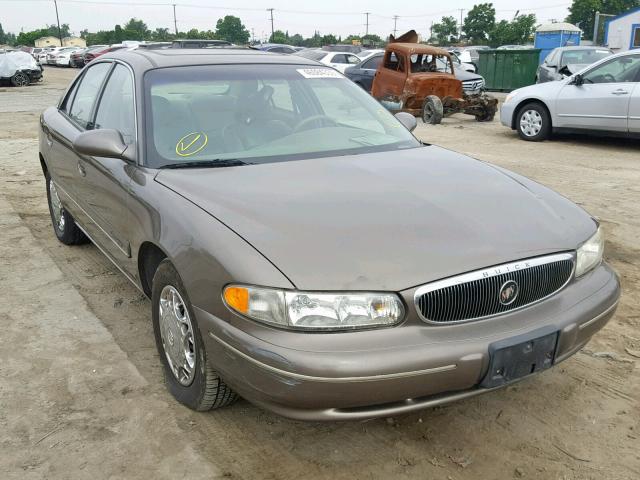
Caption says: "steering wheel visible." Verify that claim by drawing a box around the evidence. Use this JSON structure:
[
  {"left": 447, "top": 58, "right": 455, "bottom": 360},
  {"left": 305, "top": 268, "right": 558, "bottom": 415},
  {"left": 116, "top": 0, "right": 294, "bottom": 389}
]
[
  {"left": 294, "top": 115, "right": 337, "bottom": 133},
  {"left": 602, "top": 73, "right": 617, "bottom": 83}
]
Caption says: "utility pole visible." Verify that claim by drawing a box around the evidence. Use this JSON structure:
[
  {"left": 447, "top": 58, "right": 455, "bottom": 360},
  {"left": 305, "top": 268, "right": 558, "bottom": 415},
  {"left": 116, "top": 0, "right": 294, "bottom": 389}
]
[
  {"left": 458, "top": 8, "right": 464, "bottom": 40},
  {"left": 393, "top": 15, "right": 399, "bottom": 37},
  {"left": 364, "top": 12, "right": 370, "bottom": 37},
  {"left": 267, "top": 8, "right": 274, "bottom": 39},
  {"left": 53, "top": 0, "right": 62, "bottom": 46},
  {"left": 172, "top": 4, "right": 178, "bottom": 36}
]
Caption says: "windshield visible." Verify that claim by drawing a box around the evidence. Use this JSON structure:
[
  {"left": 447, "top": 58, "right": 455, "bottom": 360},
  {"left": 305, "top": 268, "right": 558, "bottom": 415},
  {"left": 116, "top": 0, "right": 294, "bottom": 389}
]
[
  {"left": 409, "top": 53, "right": 453, "bottom": 74},
  {"left": 560, "top": 49, "right": 611, "bottom": 67},
  {"left": 144, "top": 64, "right": 420, "bottom": 167}
]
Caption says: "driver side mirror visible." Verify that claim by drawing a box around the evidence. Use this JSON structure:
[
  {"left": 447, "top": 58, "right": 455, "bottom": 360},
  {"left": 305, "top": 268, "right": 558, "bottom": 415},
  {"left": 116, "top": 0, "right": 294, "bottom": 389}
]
[
  {"left": 572, "top": 74, "right": 584, "bottom": 86},
  {"left": 73, "top": 129, "right": 135, "bottom": 162},
  {"left": 395, "top": 112, "right": 417, "bottom": 132}
]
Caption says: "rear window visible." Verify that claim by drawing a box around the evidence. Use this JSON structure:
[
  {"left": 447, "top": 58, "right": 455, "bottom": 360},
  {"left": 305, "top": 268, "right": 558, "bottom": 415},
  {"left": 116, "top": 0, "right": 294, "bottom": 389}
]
[{"left": 296, "top": 50, "right": 326, "bottom": 61}]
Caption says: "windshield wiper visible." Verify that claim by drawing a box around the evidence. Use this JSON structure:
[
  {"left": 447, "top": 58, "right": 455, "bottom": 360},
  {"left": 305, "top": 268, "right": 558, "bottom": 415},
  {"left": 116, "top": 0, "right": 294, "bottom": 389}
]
[{"left": 159, "top": 159, "right": 250, "bottom": 169}]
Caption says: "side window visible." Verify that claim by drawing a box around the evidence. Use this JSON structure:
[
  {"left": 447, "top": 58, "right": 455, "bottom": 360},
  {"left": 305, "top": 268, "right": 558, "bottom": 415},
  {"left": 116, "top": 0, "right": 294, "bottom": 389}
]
[
  {"left": 60, "top": 78, "right": 80, "bottom": 113},
  {"left": 331, "top": 54, "right": 348, "bottom": 64},
  {"left": 346, "top": 54, "right": 360, "bottom": 64},
  {"left": 583, "top": 55, "right": 640, "bottom": 84},
  {"left": 68, "top": 62, "right": 111, "bottom": 129},
  {"left": 384, "top": 52, "right": 404, "bottom": 72},
  {"left": 362, "top": 56, "right": 382, "bottom": 70},
  {"left": 633, "top": 27, "right": 640, "bottom": 49},
  {"left": 94, "top": 64, "right": 135, "bottom": 144}
]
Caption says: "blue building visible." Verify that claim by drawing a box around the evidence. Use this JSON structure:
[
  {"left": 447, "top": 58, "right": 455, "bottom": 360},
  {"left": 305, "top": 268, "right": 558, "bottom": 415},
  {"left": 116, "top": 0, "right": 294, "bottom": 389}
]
[
  {"left": 534, "top": 22, "right": 581, "bottom": 63},
  {"left": 604, "top": 7, "right": 640, "bottom": 52}
]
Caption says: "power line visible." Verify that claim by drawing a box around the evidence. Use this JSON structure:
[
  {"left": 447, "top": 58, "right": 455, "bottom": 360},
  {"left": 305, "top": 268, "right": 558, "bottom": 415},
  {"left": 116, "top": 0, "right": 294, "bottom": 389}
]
[
  {"left": 53, "top": 0, "right": 63, "bottom": 46},
  {"left": 392, "top": 15, "right": 398, "bottom": 37}
]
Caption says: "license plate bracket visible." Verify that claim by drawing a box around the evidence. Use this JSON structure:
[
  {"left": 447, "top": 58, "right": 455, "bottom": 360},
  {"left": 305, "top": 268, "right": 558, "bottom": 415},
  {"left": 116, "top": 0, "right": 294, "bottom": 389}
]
[{"left": 480, "top": 327, "right": 559, "bottom": 389}]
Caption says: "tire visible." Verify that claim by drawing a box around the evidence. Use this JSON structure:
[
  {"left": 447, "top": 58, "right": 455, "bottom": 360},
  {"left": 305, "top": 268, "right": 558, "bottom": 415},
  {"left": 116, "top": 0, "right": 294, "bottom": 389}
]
[
  {"left": 45, "top": 174, "right": 87, "bottom": 245},
  {"left": 422, "top": 95, "right": 443, "bottom": 124},
  {"left": 516, "top": 102, "right": 551, "bottom": 141},
  {"left": 152, "top": 260, "right": 238, "bottom": 411},
  {"left": 10, "top": 71, "right": 30, "bottom": 87}
]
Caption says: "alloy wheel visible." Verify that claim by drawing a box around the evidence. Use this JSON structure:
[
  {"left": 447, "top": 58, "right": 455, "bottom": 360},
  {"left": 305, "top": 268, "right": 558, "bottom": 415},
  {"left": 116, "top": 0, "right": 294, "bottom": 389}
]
[
  {"left": 49, "top": 180, "right": 65, "bottom": 232},
  {"left": 159, "top": 285, "right": 196, "bottom": 386}
]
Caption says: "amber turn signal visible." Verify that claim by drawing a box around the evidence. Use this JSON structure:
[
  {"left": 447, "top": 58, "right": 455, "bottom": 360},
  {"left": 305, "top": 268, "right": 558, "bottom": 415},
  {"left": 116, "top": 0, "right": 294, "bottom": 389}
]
[{"left": 223, "top": 286, "right": 249, "bottom": 314}]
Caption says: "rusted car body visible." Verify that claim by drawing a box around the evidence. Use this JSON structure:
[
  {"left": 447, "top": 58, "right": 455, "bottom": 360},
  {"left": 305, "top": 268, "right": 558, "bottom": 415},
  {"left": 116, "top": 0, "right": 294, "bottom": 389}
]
[{"left": 371, "top": 32, "right": 497, "bottom": 124}]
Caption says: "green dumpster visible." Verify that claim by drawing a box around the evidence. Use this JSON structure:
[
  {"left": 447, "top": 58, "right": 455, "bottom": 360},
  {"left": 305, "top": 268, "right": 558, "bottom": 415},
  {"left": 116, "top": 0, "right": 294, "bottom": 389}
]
[{"left": 478, "top": 49, "right": 541, "bottom": 92}]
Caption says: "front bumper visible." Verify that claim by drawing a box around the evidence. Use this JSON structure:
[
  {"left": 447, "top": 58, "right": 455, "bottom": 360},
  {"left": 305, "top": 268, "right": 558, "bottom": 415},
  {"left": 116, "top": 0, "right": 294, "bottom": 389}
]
[
  {"left": 500, "top": 100, "right": 516, "bottom": 128},
  {"left": 197, "top": 263, "right": 619, "bottom": 421}
]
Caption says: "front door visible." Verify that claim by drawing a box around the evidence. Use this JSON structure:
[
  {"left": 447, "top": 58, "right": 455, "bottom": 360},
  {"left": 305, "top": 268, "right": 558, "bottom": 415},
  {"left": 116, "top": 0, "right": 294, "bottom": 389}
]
[
  {"left": 371, "top": 49, "right": 407, "bottom": 101},
  {"left": 555, "top": 55, "right": 640, "bottom": 132},
  {"left": 78, "top": 63, "right": 137, "bottom": 267}
]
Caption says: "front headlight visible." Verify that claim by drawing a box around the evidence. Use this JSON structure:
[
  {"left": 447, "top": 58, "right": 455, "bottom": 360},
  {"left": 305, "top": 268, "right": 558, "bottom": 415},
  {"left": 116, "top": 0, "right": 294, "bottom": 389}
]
[
  {"left": 504, "top": 92, "right": 517, "bottom": 104},
  {"left": 223, "top": 285, "right": 404, "bottom": 331},
  {"left": 576, "top": 227, "right": 604, "bottom": 277}
]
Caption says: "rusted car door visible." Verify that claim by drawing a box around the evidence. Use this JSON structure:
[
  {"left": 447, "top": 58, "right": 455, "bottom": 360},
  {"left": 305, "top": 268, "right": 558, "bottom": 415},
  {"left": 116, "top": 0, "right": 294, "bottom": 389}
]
[{"left": 371, "top": 49, "right": 407, "bottom": 100}]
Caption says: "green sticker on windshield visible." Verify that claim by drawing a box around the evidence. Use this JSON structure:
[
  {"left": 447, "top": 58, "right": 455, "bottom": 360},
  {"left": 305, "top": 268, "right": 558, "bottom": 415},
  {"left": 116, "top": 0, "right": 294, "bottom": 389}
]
[{"left": 176, "top": 132, "right": 208, "bottom": 157}]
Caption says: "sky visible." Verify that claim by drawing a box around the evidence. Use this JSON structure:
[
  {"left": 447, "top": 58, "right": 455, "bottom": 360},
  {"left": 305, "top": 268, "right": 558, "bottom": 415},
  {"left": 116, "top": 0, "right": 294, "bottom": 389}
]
[{"left": 1, "top": 0, "right": 573, "bottom": 41}]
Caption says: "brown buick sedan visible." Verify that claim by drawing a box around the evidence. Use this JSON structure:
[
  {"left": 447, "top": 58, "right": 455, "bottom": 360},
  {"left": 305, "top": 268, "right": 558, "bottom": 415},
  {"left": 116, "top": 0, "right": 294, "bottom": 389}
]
[{"left": 39, "top": 48, "right": 620, "bottom": 420}]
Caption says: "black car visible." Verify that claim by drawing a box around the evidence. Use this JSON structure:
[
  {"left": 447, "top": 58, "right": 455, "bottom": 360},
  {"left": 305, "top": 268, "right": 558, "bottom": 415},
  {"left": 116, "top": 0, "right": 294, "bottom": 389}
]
[
  {"left": 344, "top": 53, "right": 383, "bottom": 91},
  {"left": 345, "top": 52, "right": 486, "bottom": 94}
]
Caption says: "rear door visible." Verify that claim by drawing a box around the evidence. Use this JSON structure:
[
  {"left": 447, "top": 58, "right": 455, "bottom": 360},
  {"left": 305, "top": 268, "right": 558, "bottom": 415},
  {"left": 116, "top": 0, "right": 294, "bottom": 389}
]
[
  {"left": 555, "top": 55, "right": 640, "bottom": 132},
  {"left": 628, "top": 80, "right": 640, "bottom": 134}
]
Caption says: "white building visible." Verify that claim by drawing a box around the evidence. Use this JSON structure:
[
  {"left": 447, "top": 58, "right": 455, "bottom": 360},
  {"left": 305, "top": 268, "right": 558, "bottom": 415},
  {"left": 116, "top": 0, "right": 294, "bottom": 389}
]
[{"left": 604, "top": 8, "right": 640, "bottom": 52}]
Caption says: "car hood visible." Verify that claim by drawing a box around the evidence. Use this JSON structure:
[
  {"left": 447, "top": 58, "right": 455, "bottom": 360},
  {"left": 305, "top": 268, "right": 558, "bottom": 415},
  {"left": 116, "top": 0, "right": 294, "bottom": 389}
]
[
  {"left": 155, "top": 146, "right": 595, "bottom": 291},
  {"left": 561, "top": 63, "right": 590, "bottom": 75},
  {"left": 453, "top": 67, "right": 482, "bottom": 81}
]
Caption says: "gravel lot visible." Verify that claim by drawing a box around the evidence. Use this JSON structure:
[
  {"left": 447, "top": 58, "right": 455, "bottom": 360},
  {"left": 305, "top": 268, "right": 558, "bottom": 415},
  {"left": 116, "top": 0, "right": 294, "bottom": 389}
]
[{"left": 1, "top": 66, "right": 638, "bottom": 480}]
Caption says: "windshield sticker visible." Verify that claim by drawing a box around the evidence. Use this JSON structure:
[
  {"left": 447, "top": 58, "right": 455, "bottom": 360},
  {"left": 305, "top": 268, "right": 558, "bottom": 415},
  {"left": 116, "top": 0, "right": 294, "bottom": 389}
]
[
  {"left": 176, "top": 132, "right": 208, "bottom": 157},
  {"left": 297, "top": 68, "right": 342, "bottom": 79}
]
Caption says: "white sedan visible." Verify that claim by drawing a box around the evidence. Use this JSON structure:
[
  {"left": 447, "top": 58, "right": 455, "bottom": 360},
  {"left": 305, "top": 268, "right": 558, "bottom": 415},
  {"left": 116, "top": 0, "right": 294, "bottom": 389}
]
[
  {"left": 501, "top": 50, "right": 640, "bottom": 141},
  {"left": 295, "top": 49, "right": 361, "bottom": 73},
  {"left": 55, "top": 48, "right": 82, "bottom": 67}
]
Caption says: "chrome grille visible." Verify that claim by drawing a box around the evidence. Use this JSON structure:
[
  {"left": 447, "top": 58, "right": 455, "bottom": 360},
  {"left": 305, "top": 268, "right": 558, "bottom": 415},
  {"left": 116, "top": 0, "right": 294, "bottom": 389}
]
[
  {"left": 415, "top": 253, "right": 574, "bottom": 324},
  {"left": 462, "top": 79, "right": 485, "bottom": 92}
]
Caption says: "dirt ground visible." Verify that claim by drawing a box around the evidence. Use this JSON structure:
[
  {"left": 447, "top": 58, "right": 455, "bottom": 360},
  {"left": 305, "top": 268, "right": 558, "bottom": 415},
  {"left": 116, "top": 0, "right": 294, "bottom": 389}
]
[{"left": 0, "top": 66, "right": 638, "bottom": 480}]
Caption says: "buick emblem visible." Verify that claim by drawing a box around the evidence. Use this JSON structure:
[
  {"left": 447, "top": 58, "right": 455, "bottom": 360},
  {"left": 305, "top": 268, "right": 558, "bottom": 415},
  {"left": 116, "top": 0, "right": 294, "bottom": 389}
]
[{"left": 499, "top": 280, "right": 519, "bottom": 305}]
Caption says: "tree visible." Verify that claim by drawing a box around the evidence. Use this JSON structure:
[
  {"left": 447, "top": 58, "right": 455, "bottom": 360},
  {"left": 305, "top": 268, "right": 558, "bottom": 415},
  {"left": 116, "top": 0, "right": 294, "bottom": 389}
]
[
  {"left": 463, "top": 3, "right": 496, "bottom": 44},
  {"left": 215, "top": 15, "right": 249, "bottom": 44},
  {"left": 269, "top": 29, "right": 288, "bottom": 43},
  {"left": 122, "top": 18, "right": 149, "bottom": 41},
  {"left": 567, "top": 0, "right": 639, "bottom": 41},
  {"left": 289, "top": 33, "right": 304, "bottom": 46},
  {"left": 489, "top": 14, "right": 537, "bottom": 46},
  {"left": 362, "top": 33, "right": 383, "bottom": 46},
  {"left": 0, "top": 23, "right": 6, "bottom": 44},
  {"left": 16, "top": 24, "right": 71, "bottom": 46},
  {"left": 432, "top": 16, "right": 458, "bottom": 45},
  {"left": 150, "top": 28, "right": 172, "bottom": 41}
]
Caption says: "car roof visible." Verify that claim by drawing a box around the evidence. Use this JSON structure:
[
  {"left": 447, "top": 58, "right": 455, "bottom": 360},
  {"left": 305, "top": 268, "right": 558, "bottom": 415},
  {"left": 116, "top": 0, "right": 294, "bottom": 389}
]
[
  {"left": 386, "top": 43, "right": 451, "bottom": 56},
  {"left": 556, "top": 46, "right": 611, "bottom": 51},
  {"left": 99, "top": 47, "right": 321, "bottom": 71}
]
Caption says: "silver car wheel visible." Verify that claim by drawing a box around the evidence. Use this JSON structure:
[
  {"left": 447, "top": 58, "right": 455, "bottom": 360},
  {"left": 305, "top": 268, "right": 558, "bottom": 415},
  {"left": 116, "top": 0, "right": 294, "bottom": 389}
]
[
  {"left": 49, "top": 179, "right": 65, "bottom": 232},
  {"left": 159, "top": 285, "right": 196, "bottom": 386},
  {"left": 519, "top": 109, "right": 543, "bottom": 137}
]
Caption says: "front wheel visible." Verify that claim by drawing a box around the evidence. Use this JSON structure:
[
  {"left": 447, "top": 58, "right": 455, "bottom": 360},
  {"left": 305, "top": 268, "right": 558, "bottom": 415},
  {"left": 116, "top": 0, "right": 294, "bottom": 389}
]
[
  {"left": 516, "top": 103, "right": 551, "bottom": 141},
  {"left": 152, "top": 260, "right": 238, "bottom": 411},
  {"left": 422, "top": 95, "right": 443, "bottom": 124},
  {"left": 46, "top": 175, "right": 87, "bottom": 245}
]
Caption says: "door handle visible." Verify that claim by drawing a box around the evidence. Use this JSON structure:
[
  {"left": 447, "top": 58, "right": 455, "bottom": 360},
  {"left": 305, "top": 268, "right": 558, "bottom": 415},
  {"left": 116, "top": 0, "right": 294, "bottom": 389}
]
[
  {"left": 611, "top": 89, "right": 629, "bottom": 95},
  {"left": 77, "top": 161, "right": 86, "bottom": 177}
]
